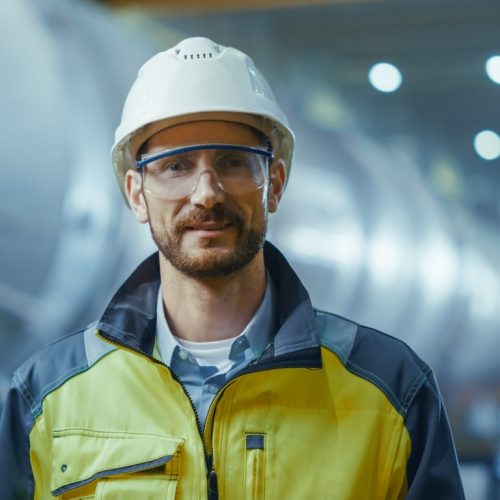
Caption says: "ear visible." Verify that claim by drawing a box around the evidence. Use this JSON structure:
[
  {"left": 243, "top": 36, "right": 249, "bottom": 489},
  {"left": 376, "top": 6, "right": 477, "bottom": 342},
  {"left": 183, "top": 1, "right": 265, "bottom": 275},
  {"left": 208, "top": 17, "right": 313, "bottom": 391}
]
[
  {"left": 125, "top": 170, "right": 149, "bottom": 223},
  {"left": 267, "top": 159, "right": 286, "bottom": 213}
]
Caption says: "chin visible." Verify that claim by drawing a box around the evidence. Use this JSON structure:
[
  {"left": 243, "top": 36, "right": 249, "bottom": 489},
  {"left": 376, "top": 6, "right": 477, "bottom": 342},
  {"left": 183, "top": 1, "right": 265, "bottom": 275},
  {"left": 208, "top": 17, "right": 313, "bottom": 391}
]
[
  {"left": 168, "top": 244, "right": 259, "bottom": 279},
  {"left": 152, "top": 221, "right": 265, "bottom": 279}
]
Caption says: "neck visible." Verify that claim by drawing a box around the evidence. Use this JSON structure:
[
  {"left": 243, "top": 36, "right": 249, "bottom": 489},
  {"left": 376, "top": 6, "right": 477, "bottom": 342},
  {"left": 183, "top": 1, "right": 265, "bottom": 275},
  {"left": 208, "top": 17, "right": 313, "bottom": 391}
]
[{"left": 159, "top": 251, "right": 267, "bottom": 342}]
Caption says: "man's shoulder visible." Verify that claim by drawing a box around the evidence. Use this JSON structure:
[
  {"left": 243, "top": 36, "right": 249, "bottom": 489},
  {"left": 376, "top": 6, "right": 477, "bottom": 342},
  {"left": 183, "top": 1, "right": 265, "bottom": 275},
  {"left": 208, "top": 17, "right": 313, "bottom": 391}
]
[
  {"left": 314, "top": 309, "right": 432, "bottom": 418},
  {"left": 13, "top": 324, "right": 114, "bottom": 420}
]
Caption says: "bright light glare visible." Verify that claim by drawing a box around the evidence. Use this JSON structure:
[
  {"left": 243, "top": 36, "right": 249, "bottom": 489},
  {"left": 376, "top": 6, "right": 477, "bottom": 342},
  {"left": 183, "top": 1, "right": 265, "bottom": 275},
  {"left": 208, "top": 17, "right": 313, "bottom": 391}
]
[
  {"left": 485, "top": 55, "right": 500, "bottom": 84},
  {"left": 462, "top": 249, "right": 500, "bottom": 318},
  {"left": 282, "top": 225, "right": 363, "bottom": 267},
  {"left": 368, "top": 63, "right": 403, "bottom": 93},
  {"left": 419, "top": 238, "right": 459, "bottom": 302},
  {"left": 473, "top": 130, "right": 500, "bottom": 160},
  {"left": 368, "top": 235, "right": 405, "bottom": 287}
]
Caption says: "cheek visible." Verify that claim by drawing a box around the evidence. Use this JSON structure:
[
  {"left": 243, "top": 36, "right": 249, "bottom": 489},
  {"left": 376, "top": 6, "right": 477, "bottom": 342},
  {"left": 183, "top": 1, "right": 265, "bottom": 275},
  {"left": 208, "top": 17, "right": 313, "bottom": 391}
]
[
  {"left": 244, "top": 197, "right": 267, "bottom": 226},
  {"left": 232, "top": 194, "right": 262, "bottom": 221},
  {"left": 146, "top": 199, "right": 178, "bottom": 230}
]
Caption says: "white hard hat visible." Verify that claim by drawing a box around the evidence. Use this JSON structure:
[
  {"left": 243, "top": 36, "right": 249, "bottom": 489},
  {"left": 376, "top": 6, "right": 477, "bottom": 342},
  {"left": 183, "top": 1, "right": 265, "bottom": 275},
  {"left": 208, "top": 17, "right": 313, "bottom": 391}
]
[{"left": 112, "top": 37, "right": 294, "bottom": 203}]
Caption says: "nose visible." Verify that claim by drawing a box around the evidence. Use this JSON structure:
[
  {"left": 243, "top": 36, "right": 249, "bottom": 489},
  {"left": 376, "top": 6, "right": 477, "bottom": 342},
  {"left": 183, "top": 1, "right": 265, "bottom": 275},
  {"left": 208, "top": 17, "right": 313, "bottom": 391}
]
[{"left": 189, "top": 168, "right": 225, "bottom": 209}]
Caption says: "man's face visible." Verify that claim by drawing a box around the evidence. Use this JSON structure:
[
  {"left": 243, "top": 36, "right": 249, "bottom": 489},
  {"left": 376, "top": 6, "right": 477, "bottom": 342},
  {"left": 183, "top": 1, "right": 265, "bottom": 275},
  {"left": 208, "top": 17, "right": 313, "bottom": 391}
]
[{"left": 133, "top": 120, "right": 279, "bottom": 279}]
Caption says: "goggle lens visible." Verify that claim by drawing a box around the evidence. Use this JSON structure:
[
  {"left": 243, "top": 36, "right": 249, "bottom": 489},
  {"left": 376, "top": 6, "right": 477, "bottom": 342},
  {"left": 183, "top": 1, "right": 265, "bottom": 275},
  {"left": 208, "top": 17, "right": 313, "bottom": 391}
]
[{"left": 136, "top": 144, "right": 273, "bottom": 200}]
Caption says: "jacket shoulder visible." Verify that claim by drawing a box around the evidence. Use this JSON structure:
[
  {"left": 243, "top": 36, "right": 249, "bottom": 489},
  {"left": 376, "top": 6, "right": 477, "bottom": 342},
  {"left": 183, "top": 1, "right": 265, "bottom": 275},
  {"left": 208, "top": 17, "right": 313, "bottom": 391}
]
[
  {"left": 315, "top": 309, "right": 432, "bottom": 418},
  {"left": 13, "top": 324, "right": 114, "bottom": 420}
]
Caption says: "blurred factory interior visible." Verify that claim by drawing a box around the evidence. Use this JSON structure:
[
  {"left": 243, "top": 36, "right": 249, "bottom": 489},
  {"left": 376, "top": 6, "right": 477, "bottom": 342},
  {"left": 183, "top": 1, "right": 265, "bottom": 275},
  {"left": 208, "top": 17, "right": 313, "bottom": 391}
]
[{"left": 1, "top": 0, "right": 499, "bottom": 496}]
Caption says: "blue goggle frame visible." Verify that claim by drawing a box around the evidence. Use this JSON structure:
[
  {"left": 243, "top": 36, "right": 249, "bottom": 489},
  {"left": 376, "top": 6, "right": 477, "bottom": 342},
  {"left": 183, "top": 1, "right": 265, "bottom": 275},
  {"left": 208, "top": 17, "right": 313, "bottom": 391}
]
[{"left": 136, "top": 143, "right": 274, "bottom": 169}]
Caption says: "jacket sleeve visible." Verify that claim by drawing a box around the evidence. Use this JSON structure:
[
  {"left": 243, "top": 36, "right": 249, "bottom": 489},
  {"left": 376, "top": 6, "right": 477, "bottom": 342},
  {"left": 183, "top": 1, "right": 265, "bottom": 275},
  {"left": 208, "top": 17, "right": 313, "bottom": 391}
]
[
  {"left": 0, "top": 376, "right": 35, "bottom": 499},
  {"left": 404, "top": 369, "right": 465, "bottom": 499}
]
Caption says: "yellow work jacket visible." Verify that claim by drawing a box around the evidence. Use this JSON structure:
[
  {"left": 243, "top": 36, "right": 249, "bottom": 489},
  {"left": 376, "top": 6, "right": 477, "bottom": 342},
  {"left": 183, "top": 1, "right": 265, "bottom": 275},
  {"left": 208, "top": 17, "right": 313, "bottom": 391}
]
[{"left": 0, "top": 243, "right": 464, "bottom": 499}]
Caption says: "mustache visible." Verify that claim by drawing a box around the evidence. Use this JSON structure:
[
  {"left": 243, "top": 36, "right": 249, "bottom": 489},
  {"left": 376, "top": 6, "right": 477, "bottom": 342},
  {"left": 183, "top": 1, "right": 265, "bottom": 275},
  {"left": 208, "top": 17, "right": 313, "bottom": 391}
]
[{"left": 174, "top": 204, "right": 245, "bottom": 230}]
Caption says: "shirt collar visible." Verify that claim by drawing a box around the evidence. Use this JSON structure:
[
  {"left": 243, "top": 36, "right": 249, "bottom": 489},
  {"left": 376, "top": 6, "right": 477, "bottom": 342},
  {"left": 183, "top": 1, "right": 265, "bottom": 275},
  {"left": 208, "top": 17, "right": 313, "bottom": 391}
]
[
  {"left": 156, "top": 272, "right": 277, "bottom": 367},
  {"left": 97, "top": 242, "right": 320, "bottom": 363}
]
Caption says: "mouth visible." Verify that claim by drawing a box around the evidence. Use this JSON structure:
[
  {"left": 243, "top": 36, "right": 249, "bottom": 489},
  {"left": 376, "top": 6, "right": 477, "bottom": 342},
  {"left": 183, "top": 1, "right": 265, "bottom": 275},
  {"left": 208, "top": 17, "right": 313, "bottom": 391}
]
[
  {"left": 185, "top": 221, "right": 233, "bottom": 233},
  {"left": 177, "top": 206, "right": 243, "bottom": 238}
]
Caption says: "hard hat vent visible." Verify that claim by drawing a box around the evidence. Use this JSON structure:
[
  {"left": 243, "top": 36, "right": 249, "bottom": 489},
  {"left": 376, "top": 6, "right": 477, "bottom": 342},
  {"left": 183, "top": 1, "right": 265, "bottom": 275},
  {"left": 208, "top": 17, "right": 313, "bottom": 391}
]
[
  {"left": 179, "top": 51, "right": 214, "bottom": 60},
  {"left": 170, "top": 37, "right": 222, "bottom": 61}
]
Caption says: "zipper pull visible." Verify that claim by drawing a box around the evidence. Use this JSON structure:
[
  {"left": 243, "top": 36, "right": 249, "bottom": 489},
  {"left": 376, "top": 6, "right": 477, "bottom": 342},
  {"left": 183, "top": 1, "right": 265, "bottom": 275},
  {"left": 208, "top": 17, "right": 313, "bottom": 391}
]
[{"left": 206, "top": 455, "right": 218, "bottom": 499}]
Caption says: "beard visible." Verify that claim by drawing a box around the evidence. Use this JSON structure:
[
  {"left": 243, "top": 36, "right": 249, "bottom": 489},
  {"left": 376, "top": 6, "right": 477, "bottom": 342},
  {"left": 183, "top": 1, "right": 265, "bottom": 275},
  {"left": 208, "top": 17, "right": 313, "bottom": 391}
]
[{"left": 149, "top": 203, "right": 267, "bottom": 279}]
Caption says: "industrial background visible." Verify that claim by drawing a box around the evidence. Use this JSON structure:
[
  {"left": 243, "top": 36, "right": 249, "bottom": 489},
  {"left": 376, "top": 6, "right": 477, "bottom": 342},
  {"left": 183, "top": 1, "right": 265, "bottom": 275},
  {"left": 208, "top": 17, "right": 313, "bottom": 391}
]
[{"left": 1, "top": 0, "right": 499, "bottom": 497}]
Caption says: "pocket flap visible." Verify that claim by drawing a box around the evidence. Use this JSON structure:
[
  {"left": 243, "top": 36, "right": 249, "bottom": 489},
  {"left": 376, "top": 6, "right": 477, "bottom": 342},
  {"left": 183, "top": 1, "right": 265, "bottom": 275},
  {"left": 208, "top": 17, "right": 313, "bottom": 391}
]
[{"left": 50, "top": 429, "right": 183, "bottom": 496}]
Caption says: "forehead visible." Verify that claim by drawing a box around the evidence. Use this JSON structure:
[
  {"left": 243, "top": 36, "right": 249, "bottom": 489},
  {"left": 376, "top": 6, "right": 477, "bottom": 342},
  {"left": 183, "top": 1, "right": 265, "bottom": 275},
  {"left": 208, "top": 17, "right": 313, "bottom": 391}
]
[{"left": 144, "top": 120, "right": 262, "bottom": 153}]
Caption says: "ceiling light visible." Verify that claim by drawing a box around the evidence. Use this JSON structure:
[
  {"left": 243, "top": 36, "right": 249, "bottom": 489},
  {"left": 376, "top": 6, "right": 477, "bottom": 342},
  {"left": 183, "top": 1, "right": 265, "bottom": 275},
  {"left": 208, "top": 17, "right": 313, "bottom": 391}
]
[
  {"left": 485, "top": 55, "right": 500, "bottom": 85},
  {"left": 473, "top": 130, "right": 500, "bottom": 160},
  {"left": 368, "top": 62, "right": 402, "bottom": 93}
]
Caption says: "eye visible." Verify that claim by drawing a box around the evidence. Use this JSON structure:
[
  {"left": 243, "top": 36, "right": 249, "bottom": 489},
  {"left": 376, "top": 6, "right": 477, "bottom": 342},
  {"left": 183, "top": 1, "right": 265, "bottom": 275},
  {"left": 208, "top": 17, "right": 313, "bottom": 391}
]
[
  {"left": 164, "top": 158, "right": 185, "bottom": 171},
  {"left": 218, "top": 152, "right": 249, "bottom": 170},
  {"left": 155, "top": 157, "right": 193, "bottom": 176}
]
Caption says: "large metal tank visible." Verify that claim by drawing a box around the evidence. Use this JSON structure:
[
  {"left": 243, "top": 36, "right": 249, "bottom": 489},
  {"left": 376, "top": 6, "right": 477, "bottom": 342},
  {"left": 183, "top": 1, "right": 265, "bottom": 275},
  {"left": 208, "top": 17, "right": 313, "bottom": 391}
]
[{"left": 0, "top": 0, "right": 156, "bottom": 384}]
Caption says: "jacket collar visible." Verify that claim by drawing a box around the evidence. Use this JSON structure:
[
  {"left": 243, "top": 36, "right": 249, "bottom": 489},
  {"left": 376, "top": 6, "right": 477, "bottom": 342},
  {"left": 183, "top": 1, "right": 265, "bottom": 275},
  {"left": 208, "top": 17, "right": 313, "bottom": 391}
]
[{"left": 97, "top": 241, "right": 320, "bottom": 361}]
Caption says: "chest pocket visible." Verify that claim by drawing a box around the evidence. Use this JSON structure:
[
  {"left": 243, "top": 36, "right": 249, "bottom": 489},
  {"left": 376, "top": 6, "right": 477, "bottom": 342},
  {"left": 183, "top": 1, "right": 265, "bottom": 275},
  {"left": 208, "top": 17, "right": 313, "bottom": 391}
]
[{"left": 50, "top": 429, "right": 183, "bottom": 499}]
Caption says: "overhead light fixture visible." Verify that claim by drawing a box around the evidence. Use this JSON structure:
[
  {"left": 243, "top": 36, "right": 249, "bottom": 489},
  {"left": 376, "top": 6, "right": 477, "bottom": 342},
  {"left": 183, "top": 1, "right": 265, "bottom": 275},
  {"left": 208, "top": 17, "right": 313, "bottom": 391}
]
[
  {"left": 473, "top": 130, "right": 500, "bottom": 160},
  {"left": 368, "top": 62, "right": 403, "bottom": 93}
]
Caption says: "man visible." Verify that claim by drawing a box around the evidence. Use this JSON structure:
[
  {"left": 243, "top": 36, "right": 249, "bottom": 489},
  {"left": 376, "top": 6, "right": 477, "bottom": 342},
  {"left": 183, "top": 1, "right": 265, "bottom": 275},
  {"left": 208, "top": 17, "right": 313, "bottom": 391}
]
[{"left": 0, "top": 37, "right": 464, "bottom": 499}]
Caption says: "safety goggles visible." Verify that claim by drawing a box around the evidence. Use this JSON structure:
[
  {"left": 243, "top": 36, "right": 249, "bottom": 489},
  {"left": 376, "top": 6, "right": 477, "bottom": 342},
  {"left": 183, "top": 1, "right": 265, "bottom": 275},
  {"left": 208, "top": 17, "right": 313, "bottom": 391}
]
[{"left": 136, "top": 144, "right": 274, "bottom": 201}]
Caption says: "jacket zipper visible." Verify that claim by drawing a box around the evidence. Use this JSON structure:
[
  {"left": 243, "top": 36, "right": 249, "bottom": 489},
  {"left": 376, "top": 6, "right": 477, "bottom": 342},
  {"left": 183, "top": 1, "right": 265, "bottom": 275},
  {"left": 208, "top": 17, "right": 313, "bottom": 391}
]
[
  {"left": 201, "top": 346, "right": 320, "bottom": 489},
  {"left": 98, "top": 331, "right": 320, "bottom": 499},
  {"left": 96, "top": 332, "right": 210, "bottom": 489}
]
